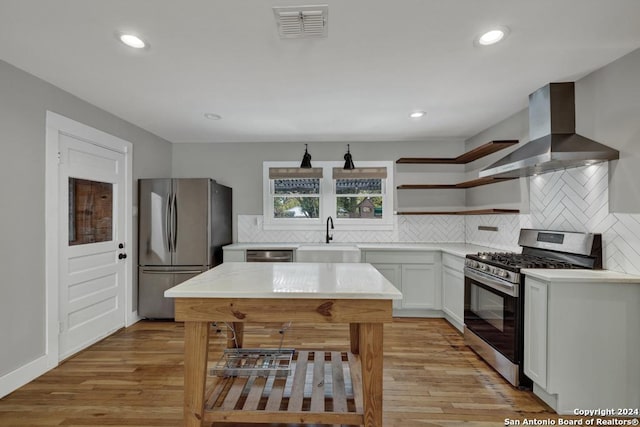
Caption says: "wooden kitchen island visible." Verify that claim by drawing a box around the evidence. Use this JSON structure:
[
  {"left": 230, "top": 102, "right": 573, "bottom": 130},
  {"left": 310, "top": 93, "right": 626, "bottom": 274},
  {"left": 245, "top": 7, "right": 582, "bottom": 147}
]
[{"left": 165, "top": 262, "right": 402, "bottom": 427}]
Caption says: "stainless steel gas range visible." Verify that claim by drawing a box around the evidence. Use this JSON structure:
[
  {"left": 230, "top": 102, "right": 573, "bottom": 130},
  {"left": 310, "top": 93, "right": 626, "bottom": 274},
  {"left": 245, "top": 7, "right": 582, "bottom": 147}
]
[{"left": 463, "top": 229, "right": 603, "bottom": 388}]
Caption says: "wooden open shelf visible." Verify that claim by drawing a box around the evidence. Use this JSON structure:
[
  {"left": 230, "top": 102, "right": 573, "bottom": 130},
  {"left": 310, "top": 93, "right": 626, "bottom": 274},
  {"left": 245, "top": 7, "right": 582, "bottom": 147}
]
[
  {"left": 203, "top": 350, "right": 363, "bottom": 425},
  {"left": 397, "top": 209, "right": 520, "bottom": 215},
  {"left": 397, "top": 176, "right": 516, "bottom": 190},
  {"left": 396, "top": 140, "right": 518, "bottom": 164}
]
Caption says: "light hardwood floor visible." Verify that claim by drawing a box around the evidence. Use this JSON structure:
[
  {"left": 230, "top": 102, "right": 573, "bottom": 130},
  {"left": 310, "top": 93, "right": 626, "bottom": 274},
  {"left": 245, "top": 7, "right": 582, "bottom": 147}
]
[{"left": 0, "top": 318, "right": 562, "bottom": 426}]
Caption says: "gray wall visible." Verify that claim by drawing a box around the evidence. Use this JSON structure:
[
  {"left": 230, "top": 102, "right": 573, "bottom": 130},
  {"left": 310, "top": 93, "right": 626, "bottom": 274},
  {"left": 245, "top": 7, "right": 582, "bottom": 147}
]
[
  {"left": 0, "top": 60, "right": 172, "bottom": 377},
  {"left": 576, "top": 48, "right": 640, "bottom": 213},
  {"left": 464, "top": 109, "right": 530, "bottom": 212},
  {"left": 464, "top": 47, "right": 640, "bottom": 214},
  {"left": 172, "top": 139, "right": 465, "bottom": 239}
]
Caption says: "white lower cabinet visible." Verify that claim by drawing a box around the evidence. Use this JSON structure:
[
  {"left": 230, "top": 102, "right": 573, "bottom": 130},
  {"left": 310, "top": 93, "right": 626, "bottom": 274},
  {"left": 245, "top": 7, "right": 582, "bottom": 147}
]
[
  {"left": 371, "top": 264, "right": 402, "bottom": 309},
  {"left": 523, "top": 277, "right": 548, "bottom": 389},
  {"left": 365, "top": 250, "right": 441, "bottom": 317},
  {"left": 523, "top": 276, "right": 640, "bottom": 414},
  {"left": 225, "top": 246, "right": 467, "bottom": 326},
  {"left": 402, "top": 264, "right": 440, "bottom": 310},
  {"left": 441, "top": 264, "right": 464, "bottom": 332},
  {"left": 223, "top": 248, "right": 245, "bottom": 262}
]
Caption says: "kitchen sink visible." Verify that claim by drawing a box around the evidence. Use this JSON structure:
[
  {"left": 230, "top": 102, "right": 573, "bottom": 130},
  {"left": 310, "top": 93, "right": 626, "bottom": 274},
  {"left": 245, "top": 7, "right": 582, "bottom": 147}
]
[{"left": 295, "top": 244, "right": 361, "bottom": 263}]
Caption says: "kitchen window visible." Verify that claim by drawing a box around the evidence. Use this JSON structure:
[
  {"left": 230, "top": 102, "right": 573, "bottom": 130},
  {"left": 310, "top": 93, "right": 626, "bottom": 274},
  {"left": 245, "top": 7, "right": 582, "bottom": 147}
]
[
  {"left": 333, "top": 167, "right": 387, "bottom": 223},
  {"left": 263, "top": 161, "right": 393, "bottom": 230}
]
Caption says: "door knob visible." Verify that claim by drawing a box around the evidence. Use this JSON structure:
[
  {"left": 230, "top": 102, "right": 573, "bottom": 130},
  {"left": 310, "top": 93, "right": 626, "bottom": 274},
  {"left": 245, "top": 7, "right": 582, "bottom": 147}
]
[{"left": 118, "top": 253, "right": 127, "bottom": 259}]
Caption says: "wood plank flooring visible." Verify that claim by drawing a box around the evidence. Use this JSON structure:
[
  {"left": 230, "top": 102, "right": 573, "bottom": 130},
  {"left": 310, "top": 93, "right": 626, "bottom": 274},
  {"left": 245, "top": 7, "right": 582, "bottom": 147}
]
[{"left": 0, "top": 318, "right": 560, "bottom": 426}]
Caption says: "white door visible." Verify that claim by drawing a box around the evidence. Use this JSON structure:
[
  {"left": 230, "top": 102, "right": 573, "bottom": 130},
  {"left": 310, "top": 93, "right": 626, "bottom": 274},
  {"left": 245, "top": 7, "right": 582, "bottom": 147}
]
[{"left": 54, "top": 120, "right": 129, "bottom": 360}]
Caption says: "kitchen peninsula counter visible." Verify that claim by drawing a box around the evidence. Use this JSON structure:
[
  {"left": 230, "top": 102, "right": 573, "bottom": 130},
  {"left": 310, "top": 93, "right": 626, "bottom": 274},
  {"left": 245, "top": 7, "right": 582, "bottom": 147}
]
[{"left": 165, "top": 262, "right": 402, "bottom": 426}]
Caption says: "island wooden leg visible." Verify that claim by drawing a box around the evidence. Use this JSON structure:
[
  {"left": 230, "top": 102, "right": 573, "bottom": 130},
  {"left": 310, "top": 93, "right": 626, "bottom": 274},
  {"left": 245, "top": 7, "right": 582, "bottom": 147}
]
[
  {"left": 349, "top": 323, "right": 360, "bottom": 354},
  {"left": 359, "top": 322, "right": 383, "bottom": 427},
  {"left": 184, "top": 321, "right": 210, "bottom": 427}
]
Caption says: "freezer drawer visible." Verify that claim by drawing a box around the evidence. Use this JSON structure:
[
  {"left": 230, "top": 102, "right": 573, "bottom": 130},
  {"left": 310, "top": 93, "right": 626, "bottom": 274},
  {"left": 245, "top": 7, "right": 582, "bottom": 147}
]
[{"left": 138, "top": 267, "right": 207, "bottom": 319}]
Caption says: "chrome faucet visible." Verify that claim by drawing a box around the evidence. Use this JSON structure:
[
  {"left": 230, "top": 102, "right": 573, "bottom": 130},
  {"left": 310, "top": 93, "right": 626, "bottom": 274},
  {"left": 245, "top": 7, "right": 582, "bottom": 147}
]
[{"left": 326, "top": 216, "right": 334, "bottom": 244}]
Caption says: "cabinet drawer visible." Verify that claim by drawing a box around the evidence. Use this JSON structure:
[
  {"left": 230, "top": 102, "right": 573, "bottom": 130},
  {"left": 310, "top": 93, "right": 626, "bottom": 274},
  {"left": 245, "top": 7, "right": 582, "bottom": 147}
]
[
  {"left": 364, "top": 251, "right": 437, "bottom": 264},
  {"left": 223, "top": 249, "right": 246, "bottom": 262},
  {"left": 442, "top": 253, "right": 464, "bottom": 271}
]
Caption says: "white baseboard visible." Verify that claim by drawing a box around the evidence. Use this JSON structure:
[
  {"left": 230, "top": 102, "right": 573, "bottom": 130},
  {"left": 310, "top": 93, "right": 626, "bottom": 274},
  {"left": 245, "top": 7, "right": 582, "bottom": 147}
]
[
  {"left": 392, "top": 308, "right": 444, "bottom": 318},
  {"left": 126, "top": 310, "right": 142, "bottom": 327},
  {"left": 443, "top": 312, "right": 464, "bottom": 333},
  {"left": 0, "top": 354, "right": 50, "bottom": 399},
  {"left": 533, "top": 383, "right": 558, "bottom": 413}
]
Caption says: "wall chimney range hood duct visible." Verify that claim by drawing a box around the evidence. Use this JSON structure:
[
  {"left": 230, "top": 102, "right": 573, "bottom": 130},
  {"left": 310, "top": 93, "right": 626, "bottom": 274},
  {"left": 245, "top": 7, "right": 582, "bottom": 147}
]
[{"left": 480, "top": 82, "right": 619, "bottom": 179}]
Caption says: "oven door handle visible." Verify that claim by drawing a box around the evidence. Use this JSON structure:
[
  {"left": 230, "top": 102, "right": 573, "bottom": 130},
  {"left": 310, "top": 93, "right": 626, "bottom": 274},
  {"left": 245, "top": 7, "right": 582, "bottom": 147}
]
[{"left": 464, "top": 267, "right": 519, "bottom": 297}]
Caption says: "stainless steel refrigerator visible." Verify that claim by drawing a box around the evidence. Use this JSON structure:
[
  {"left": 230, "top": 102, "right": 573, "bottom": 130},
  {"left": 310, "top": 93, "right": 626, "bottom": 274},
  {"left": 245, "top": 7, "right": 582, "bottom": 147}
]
[{"left": 138, "top": 178, "right": 232, "bottom": 318}]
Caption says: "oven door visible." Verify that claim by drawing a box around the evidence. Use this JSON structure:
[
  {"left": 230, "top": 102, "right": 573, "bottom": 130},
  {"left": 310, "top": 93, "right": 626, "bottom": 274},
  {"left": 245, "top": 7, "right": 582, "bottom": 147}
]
[{"left": 464, "top": 267, "right": 521, "bottom": 363}]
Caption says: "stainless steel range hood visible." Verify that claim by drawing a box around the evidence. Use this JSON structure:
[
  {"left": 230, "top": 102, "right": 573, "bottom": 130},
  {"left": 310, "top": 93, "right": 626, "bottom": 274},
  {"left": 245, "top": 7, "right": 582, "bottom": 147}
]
[{"left": 480, "top": 82, "right": 619, "bottom": 179}]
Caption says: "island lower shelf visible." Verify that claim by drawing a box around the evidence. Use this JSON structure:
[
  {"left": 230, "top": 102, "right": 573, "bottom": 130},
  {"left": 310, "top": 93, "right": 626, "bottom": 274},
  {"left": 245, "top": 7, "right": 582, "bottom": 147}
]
[{"left": 203, "top": 350, "right": 364, "bottom": 425}]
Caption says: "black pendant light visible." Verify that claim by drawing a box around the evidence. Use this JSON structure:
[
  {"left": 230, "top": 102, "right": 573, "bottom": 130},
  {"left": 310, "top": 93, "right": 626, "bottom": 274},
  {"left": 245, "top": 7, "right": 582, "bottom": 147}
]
[
  {"left": 300, "top": 144, "right": 312, "bottom": 168},
  {"left": 343, "top": 144, "right": 355, "bottom": 170}
]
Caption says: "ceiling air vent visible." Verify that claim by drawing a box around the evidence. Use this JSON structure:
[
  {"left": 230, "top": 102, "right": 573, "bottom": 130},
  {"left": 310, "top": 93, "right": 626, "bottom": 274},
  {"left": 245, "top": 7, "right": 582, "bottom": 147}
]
[{"left": 273, "top": 5, "right": 328, "bottom": 39}]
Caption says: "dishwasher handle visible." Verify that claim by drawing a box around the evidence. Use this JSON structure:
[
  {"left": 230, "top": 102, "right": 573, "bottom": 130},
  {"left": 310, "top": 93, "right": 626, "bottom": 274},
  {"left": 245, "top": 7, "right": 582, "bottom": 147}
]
[{"left": 246, "top": 250, "right": 293, "bottom": 262}]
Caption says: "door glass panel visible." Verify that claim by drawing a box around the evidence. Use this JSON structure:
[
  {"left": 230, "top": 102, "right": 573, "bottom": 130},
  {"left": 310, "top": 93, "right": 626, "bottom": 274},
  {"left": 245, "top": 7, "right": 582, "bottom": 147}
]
[{"left": 69, "top": 178, "right": 113, "bottom": 245}]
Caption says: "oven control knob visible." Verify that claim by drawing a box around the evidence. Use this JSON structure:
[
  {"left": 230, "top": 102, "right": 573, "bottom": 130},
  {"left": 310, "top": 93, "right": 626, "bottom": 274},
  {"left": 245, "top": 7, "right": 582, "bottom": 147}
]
[
  {"left": 499, "top": 270, "right": 509, "bottom": 278},
  {"left": 480, "top": 264, "right": 488, "bottom": 271}
]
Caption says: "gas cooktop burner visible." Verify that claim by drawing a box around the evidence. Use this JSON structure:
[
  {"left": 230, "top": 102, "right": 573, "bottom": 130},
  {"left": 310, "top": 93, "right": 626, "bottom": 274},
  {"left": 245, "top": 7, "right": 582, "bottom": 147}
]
[{"left": 473, "top": 252, "right": 579, "bottom": 269}]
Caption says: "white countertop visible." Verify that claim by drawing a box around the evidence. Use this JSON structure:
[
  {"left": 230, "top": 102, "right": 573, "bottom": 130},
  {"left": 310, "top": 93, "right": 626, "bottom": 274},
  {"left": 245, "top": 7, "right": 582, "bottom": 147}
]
[
  {"left": 522, "top": 268, "right": 640, "bottom": 283},
  {"left": 165, "top": 262, "right": 404, "bottom": 299},
  {"left": 224, "top": 242, "right": 497, "bottom": 258},
  {"left": 223, "top": 243, "right": 640, "bottom": 282},
  {"left": 226, "top": 242, "right": 300, "bottom": 250}
]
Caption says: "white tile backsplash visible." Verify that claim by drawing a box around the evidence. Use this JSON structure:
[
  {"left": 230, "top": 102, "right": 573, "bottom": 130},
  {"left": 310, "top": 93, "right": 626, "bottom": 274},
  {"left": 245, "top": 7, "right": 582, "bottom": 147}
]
[
  {"left": 238, "top": 214, "right": 463, "bottom": 243},
  {"left": 238, "top": 162, "right": 640, "bottom": 275},
  {"left": 465, "top": 214, "right": 532, "bottom": 251},
  {"left": 528, "top": 163, "right": 640, "bottom": 274},
  {"left": 398, "top": 215, "right": 465, "bottom": 242},
  {"left": 530, "top": 163, "right": 609, "bottom": 232}
]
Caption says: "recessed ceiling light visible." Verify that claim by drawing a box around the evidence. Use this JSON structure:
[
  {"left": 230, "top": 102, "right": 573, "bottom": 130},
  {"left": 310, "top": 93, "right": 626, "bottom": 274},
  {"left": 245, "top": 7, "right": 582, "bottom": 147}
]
[
  {"left": 204, "top": 113, "right": 222, "bottom": 120},
  {"left": 119, "top": 33, "right": 147, "bottom": 49},
  {"left": 476, "top": 26, "right": 510, "bottom": 46},
  {"left": 409, "top": 111, "right": 426, "bottom": 119}
]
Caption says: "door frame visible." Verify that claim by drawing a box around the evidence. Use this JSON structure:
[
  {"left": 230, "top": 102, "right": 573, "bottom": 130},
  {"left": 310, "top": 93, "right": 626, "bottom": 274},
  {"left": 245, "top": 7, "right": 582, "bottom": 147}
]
[{"left": 45, "top": 111, "right": 134, "bottom": 368}]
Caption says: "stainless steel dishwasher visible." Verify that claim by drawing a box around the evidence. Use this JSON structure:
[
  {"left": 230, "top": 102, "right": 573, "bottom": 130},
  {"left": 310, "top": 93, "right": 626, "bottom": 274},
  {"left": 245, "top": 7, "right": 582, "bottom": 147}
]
[{"left": 245, "top": 250, "right": 294, "bottom": 262}]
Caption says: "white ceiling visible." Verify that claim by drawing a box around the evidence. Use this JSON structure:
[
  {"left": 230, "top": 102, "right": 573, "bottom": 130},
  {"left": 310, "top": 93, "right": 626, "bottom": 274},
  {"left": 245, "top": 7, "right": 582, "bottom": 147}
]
[{"left": 1, "top": 0, "right": 640, "bottom": 144}]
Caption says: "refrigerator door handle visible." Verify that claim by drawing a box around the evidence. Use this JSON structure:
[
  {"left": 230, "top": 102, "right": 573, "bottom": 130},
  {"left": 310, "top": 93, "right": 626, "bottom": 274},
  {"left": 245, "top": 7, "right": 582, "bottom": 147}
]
[
  {"left": 166, "top": 192, "right": 173, "bottom": 253},
  {"left": 172, "top": 193, "right": 178, "bottom": 253}
]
